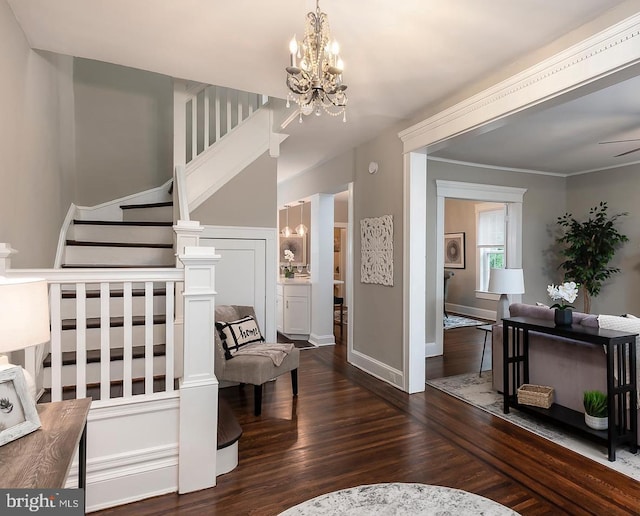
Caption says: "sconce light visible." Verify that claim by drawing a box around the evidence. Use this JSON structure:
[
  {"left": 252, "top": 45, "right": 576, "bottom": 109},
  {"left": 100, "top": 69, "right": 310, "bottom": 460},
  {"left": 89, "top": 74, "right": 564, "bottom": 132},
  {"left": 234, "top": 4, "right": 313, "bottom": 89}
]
[{"left": 295, "top": 201, "right": 308, "bottom": 237}]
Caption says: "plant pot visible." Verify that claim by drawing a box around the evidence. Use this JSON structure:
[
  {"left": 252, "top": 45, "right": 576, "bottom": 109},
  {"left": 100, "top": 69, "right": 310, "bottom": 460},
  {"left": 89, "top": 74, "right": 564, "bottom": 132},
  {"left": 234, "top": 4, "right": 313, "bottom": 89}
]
[
  {"left": 554, "top": 308, "right": 572, "bottom": 326},
  {"left": 585, "top": 413, "right": 608, "bottom": 430},
  {"left": 284, "top": 271, "right": 295, "bottom": 279}
]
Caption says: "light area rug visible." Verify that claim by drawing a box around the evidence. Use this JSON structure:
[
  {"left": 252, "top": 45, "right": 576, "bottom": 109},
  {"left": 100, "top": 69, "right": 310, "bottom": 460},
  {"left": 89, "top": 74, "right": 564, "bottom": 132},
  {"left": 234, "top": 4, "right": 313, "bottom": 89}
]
[
  {"left": 444, "top": 314, "right": 486, "bottom": 330},
  {"left": 427, "top": 372, "right": 640, "bottom": 481},
  {"left": 278, "top": 483, "right": 517, "bottom": 515}
]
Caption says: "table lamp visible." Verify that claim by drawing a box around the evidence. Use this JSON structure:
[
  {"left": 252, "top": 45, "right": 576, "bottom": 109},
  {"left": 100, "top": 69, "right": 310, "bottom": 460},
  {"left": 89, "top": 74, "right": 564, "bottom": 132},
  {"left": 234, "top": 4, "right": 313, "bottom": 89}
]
[
  {"left": 488, "top": 268, "right": 524, "bottom": 322},
  {"left": 0, "top": 277, "right": 50, "bottom": 400}
]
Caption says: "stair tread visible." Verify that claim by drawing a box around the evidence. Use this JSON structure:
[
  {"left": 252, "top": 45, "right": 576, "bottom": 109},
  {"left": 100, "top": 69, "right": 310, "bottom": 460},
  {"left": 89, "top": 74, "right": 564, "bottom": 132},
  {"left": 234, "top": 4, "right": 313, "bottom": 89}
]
[
  {"left": 61, "top": 287, "right": 167, "bottom": 299},
  {"left": 61, "top": 314, "right": 166, "bottom": 330},
  {"left": 218, "top": 398, "right": 243, "bottom": 450},
  {"left": 66, "top": 240, "right": 172, "bottom": 249},
  {"left": 120, "top": 201, "right": 173, "bottom": 210},
  {"left": 73, "top": 220, "right": 173, "bottom": 227},
  {"left": 62, "top": 264, "right": 175, "bottom": 268},
  {"left": 43, "top": 343, "right": 167, "bottom": 367}
]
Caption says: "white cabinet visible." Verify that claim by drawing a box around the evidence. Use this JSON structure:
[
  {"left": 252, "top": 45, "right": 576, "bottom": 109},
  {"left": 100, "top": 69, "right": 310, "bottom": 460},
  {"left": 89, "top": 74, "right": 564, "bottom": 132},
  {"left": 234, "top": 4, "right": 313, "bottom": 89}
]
[
  {"left": 276, "top": 287, "right": 284, "bottom": 333},
  {"left": 277, "top": 282, "right": 310, "bottom": 337}
]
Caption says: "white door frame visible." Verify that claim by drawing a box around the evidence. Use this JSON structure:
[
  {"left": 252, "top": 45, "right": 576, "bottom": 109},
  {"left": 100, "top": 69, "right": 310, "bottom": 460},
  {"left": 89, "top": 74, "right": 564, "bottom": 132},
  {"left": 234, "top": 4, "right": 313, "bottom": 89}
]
[{"left": 433, "top": 180, "right": 526, "bottom": 358}]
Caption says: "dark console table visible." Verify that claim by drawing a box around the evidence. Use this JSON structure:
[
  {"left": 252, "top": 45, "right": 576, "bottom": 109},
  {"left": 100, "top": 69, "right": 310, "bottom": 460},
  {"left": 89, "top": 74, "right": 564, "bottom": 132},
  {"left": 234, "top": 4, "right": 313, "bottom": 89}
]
[{"left": 502, "top": 316, "right": 637, "bottom": 461}]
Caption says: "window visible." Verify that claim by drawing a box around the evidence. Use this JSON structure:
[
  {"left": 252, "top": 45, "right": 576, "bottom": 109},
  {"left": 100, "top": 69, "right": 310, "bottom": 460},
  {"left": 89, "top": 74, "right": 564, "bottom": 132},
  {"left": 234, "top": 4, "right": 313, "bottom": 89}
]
[{"left": 476, "top": 203, "right": 506, "bottom": 293}]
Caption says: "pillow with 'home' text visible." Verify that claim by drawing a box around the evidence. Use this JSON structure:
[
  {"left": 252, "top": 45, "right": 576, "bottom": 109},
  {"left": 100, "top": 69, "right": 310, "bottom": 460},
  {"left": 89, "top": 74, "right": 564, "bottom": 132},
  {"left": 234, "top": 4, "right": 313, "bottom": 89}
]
[{"left": 215, "top": 316, "right": 264, "bottom": 359}]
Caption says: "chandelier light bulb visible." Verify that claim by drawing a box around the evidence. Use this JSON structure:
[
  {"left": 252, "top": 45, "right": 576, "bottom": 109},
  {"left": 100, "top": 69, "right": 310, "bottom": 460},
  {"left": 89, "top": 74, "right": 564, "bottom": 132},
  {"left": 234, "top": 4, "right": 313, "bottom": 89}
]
[
  {"left": 289, "top": 36, "right": 298, "bottom": 55},
  {"left": 336, "top": 57, "right": 344, "bottom": 71},
  {"left": 331, "top": 41, "right": 340, "bottom": 55}
]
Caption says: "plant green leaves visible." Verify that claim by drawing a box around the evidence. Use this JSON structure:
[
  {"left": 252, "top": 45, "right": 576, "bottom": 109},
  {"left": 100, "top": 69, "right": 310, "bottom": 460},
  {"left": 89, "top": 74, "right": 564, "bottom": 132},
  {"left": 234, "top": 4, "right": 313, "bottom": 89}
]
[{"left": 555, "top": 201, "right": 628, "bottom": 313}]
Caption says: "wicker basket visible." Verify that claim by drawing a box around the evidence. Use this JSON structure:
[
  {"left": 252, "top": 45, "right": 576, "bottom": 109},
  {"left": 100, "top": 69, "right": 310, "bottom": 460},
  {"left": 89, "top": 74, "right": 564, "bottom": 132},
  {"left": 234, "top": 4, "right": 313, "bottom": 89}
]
[{"left": 517, "top": 384, "right": 554, "bottom": 409}]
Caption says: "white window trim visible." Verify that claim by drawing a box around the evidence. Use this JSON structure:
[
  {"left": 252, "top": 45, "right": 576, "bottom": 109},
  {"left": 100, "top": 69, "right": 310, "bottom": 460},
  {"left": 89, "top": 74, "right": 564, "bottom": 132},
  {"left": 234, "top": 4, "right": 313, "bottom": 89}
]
[{"left": 475, "top": 202, "right": 506, "bottom": 297}]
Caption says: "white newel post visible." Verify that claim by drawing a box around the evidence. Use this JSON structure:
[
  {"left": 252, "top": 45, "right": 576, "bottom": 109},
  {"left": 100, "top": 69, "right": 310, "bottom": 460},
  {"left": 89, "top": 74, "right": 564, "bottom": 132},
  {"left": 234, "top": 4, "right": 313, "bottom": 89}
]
[
  {"left": 173, "top": 221, "right": 203, "bottom": 380},
  {"left": 178, "top": 246, "right": 220, "bottom": 493},
  {"left": 0, "top": 243, "right": 17, "bottom": 274}
]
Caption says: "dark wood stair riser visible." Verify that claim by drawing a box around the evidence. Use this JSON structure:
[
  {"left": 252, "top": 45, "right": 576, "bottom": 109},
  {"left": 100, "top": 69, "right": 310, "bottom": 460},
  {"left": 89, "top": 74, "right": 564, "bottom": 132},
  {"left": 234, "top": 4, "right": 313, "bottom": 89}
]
[
  {"left": 120, "top": 201, "right": 173, "bottom": 210},
  {"left": 43, "top": 344, "right": 167, "bottom": 367},
  {"left": 73, "top": 220, "right": 173, "bottom": 227},
  {"left": 61, "top": 264, "right": 175, "bottom": 268},
  {"left": 61, "top": 314, "right": 166, "bottom": 331},
  {"left": 66, "top": 240, "right": 172, "bottom": 249},
  {"left": 62, "top": 288, "right": 167, "bottom": 299}
]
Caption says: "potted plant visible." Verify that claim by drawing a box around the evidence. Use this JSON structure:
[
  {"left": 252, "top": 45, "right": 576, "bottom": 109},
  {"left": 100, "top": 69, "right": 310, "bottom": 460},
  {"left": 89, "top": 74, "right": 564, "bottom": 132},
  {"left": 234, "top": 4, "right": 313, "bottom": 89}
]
[
  {"left": 555, "top": 202, "right": 628, "bottom": 313},
  {"left": 583, "top": 390, "right": 608, "bottom": 430},
  {"left": 547, "top": 281, "right": 578, "bottom": 326},
  {"left": 283, "top": 250, "right": 296, "bottom": 278}
]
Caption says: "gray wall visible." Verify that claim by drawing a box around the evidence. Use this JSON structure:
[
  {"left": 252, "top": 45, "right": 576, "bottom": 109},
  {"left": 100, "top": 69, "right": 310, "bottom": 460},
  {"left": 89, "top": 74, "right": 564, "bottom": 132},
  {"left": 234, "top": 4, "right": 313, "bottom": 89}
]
[
  {"left": 353, "top": 124, "right": 405, "bottom": 370},
  {"left": 426, "top": 160, "right": 568, "bottom": 343},
  {"left": 444, "top": 199, "right": 496, "bottom": 312},
  {"left": 566, "top": 164, "right": 640, "bottom": 316},
  {"left": 0, "top": 2, "right": 74, "bottom": 267},
  {"left": 73, "top": 58, "right": 173, "bottom": 206},
  {"left": 334, "top": 198, "right": 348, "bottom": 223},
  {"left": 192, "top": 151, "right": 277, "bottom": 227}
]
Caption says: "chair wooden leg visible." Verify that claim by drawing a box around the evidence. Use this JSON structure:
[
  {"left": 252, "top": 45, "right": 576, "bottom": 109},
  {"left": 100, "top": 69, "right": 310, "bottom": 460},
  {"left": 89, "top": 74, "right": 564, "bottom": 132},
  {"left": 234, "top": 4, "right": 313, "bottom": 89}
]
[
  {"left": 254, "top": 384, "right": 262, "bottom": 416},
  {"left": 291, "top": 369, "right": 298, "bottom": 396}
]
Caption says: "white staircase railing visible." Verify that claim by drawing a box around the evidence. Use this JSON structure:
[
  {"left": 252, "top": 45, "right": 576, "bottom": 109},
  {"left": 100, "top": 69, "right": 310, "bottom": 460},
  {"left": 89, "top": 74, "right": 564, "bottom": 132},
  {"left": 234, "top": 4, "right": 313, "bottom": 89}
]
[
  {"left": 174, "top": 80, "right": 286, "bottom": 215},
  {"left": 0, "top": 243, "right": 221, "bottom": 499},
  {"left": 4, "top": 266, "right": 183, "bottom": 404},
  {"left": 184, "top": 84, "right": 268, "bottom": 165}
]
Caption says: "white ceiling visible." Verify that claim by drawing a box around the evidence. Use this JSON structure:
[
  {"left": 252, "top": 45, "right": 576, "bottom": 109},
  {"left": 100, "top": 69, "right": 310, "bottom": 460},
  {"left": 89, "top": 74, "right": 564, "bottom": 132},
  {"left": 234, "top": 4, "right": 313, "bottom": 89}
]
[{"left": 7, "top": 0, "right": 638, "bottom": 180}]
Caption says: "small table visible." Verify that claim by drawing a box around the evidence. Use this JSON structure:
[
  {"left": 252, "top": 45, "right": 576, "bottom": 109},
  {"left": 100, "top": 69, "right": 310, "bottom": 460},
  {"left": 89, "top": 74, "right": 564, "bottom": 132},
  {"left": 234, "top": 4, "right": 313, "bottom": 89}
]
[
  {"left": 476, "top": 324, "right": 493, "bottom": 377},
  {"left": 502, "top": 316, "right": 637, "bottom": 461},
  {"left": 0, "top": 398, "right": 91, "bottom": 488}
]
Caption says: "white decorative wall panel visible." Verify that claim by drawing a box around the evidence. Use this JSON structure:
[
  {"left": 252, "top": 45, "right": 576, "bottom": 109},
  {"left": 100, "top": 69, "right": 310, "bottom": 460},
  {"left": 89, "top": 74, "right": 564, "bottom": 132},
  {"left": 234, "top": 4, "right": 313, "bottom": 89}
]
[{"left": 360, "top": 215, "right": 393, "bottom": 286}]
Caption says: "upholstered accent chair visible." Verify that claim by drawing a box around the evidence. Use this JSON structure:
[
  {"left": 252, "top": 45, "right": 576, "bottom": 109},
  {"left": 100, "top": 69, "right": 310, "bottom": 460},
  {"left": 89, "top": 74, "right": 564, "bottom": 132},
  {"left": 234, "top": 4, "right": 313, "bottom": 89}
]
[{"left": 214, "top": 305, "right": 299, "bottom": 416}]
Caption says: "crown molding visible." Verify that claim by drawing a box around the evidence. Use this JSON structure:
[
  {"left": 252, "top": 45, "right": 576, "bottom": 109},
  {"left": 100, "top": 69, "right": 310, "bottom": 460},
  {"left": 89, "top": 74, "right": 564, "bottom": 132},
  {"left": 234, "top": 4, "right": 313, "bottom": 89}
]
[{"left": 399, "top": 13, "right": 640, "bottom": 153}]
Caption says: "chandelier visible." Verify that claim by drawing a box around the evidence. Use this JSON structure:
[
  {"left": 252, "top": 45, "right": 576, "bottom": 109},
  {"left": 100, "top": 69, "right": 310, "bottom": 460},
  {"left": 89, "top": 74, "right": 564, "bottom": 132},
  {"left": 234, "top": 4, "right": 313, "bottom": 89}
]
[{"left": 285, "top": 0, "right": 348, "bottom": 122}]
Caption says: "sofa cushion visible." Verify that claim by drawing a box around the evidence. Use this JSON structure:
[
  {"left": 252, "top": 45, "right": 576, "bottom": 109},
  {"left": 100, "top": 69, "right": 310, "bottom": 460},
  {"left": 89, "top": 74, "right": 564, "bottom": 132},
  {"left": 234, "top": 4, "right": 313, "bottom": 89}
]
[{"left": 216, "top": 315, "right": 265, "bottom": 359}]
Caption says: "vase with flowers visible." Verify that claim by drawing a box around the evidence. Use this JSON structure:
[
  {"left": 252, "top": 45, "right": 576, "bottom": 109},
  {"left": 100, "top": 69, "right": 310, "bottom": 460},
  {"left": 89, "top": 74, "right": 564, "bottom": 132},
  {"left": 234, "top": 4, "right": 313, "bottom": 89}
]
[
  {"left": 547, "top": 281, "right": 579, "bottom": 326},
  {"left": 283, "top": 249, "right": 295, "bottom": 278}
]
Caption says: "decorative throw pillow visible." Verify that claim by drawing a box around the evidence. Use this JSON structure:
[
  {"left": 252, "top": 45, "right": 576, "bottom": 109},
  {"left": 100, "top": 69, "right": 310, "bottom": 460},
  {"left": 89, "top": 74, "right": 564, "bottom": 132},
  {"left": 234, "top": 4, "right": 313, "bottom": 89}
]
[{"left": 216, "top": 316, "right": 264, "bottom": 359}]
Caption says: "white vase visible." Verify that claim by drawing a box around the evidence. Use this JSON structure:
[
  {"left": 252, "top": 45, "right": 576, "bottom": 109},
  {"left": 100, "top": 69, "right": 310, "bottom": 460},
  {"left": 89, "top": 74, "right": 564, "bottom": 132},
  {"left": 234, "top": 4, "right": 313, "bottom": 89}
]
[{"left": 585, "top": 413, "right": 608, "bottom": 430}]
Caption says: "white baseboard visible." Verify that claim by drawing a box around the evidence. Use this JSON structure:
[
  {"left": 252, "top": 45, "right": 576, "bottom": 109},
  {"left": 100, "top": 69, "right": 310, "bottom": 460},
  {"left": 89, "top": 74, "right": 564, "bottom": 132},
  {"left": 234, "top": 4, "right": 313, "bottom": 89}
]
[
  {"left": 308, "top": 333, "right": 335, "bottom": 346},
  {"left": 445, "top": 303, "right": 496, "bottom": 322},
  {"left": 425, "top": 341, "right": 439, "bottom": 358},
  {"left": 349, "top": 349, "right": 404, "bottom": 389}
]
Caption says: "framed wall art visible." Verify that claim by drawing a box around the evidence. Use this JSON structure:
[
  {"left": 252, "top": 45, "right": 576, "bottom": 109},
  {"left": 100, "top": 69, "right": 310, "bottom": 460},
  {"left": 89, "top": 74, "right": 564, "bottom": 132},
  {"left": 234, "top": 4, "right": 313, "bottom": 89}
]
[
  {"left": 360, "top": 215, "right": 393, "bottom": 286},
  {"left": 0, "top": 365, "right": 41, "bottom": 447},
  {"left": 444, "top": 232, "right": 465, "bottom": 269},
  {"left": 279, "top": 234, "right": 307, "bottom": 266}
]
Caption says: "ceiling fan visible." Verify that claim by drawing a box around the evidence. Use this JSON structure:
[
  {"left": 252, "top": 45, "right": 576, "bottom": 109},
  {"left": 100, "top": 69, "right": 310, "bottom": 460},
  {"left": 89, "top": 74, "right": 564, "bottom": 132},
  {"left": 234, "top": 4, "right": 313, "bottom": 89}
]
[{"left": 598, "top": 138, "right": 640, "bottom": 157}]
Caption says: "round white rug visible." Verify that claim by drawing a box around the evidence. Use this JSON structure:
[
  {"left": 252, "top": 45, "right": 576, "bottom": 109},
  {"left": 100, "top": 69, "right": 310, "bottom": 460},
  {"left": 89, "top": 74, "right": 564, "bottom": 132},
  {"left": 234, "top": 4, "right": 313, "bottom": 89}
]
[{"left": 279, "top": 483, "right": 519, "bottom": 515}]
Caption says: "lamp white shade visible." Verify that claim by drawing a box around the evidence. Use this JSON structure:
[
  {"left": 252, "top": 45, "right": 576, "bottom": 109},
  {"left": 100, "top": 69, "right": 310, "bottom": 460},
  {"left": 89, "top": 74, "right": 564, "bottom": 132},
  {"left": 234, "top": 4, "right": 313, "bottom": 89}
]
[
  {"left": 0, "top": 277, "right": 50, "bottom": 353},
  {"left": 487, "top": 268, "right": 525, "bottom": 295},
  {"left": 488, "top": 268, "right": 524, "bottom": 322}
]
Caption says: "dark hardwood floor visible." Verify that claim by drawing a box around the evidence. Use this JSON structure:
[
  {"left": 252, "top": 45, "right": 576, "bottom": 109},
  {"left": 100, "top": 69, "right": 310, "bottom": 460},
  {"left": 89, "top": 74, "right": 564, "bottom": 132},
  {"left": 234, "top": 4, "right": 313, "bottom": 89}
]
[{"left": 95, "top": 319, "right": 640, "bottom": 515}]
